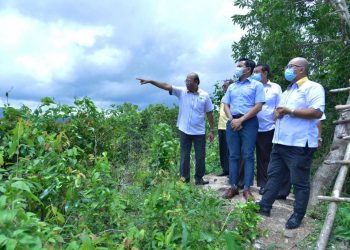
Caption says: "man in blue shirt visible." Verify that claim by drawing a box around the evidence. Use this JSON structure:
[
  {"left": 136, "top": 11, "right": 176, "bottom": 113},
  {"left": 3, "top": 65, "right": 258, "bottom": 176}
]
[
  {"left": 222, "top": 58, "right": 265, "bottom": 200},
  {"left": 258, "top": 57, "right": 325, "bottom": 229},
  {"left": 137, "top": 73, "right": 215, "bottom": 185}
]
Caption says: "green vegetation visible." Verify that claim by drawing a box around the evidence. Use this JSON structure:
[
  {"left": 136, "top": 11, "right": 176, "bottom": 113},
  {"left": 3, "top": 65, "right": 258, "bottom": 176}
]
[{"left": 0, "top": 98, "right": 261, "bottom": 249}]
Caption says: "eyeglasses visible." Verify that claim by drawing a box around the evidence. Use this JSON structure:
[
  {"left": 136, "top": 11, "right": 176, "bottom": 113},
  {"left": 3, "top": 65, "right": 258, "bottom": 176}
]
[
  {"left": 285, "top": 64, "right": 303, "bottom": 69},
  {"left": 185, "top": 79, "right": 192, "bottom": 84}
]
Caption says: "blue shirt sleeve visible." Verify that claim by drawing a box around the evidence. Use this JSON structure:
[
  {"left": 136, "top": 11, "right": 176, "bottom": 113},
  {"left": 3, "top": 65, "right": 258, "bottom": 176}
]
[
  {"left": 255, "top": 82, "right": 266, "bottom": 104},
  {"left": 222, "top": 87, "right": 231, "bottom": 105}
]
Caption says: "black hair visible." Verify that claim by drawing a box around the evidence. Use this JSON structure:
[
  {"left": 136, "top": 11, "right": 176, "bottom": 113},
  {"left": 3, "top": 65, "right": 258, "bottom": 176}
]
[
  {"left": 193, "top": 74, "right": 200, "bottom": 85},
  {"left": 237, "top": 58, "right": 256, "bottom": 74},
  {"left": 256, "top": 64, "right": 270, "bottom": 74}
]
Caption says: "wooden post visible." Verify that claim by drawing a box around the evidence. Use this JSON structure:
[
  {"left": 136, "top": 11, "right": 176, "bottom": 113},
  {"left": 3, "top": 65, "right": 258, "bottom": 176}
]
[{"left": 316, "top": 144, "right": 350, "bottom": 250}]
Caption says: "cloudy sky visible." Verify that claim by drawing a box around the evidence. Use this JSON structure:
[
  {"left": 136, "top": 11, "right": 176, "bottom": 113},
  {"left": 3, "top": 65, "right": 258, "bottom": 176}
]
[{"left": 0, "top": 0, "right": 244, "bottom": 109}]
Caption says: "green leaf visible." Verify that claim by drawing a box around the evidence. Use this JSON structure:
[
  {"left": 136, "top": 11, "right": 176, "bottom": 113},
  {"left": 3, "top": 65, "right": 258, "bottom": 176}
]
[
  {"left": 0, "top": 235, "right": 8, "bottom": 246},
  {"left": 0, "top": 153, "right": 4, "bottom": 166},
  {"left": 11, "top": 181, "right": 31, "bottom": 192},
  {"left": 224, "top": 231, "right": 243, "bottom": 250},
  {"left": 6, "top": 239, "right": 17, "bottom": 250},
  {"left": 181, "top": 222, "right": 188, "bottom": 248}
]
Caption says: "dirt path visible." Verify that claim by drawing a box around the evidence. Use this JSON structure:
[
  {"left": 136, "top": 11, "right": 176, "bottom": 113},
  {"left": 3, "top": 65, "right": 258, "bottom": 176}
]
[{"left": 204, "top": 174, "right": 317, "bottom": 249}]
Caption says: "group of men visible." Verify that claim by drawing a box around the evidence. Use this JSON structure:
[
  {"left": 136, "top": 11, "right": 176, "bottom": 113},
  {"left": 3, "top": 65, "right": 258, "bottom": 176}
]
[{"left": 137, "top": 56, "right": 325, "bottom": 230}]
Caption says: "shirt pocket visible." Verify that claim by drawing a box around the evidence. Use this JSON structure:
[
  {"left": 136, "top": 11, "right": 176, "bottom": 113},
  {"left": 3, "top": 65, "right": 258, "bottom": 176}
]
[
  {"left": 288, "top": 89, "right": 307, "bottom": 109},
  {"left": 194, "top": 96, "right": 206, "bottom": 113}
]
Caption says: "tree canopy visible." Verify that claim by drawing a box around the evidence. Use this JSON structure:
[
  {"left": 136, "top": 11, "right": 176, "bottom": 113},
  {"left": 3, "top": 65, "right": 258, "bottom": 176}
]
[{"left": 231, "top": 0, "right": 350, "bottom": 94}]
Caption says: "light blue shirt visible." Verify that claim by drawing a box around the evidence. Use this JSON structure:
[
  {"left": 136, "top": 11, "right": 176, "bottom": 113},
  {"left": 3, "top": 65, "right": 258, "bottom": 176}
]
[
  {"left": 170, "top": 86, "right": 213, "bottom": 135},
  {"left": 273, "top": 79, "right": 325, "bottom": 148},
  {"left": 257, "top": 81, "right": 282, "bottom": 132},
  {"left": 222, "top": 78, "right": 265, "bottom": 115}
]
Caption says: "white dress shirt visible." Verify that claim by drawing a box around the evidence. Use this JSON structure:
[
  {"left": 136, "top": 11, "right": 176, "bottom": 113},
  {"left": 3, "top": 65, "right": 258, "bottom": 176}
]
[
  {"left": 170, "top": 86, "right": 213, "bottom": 135},
  {"left": 273, "top": 77, "right": 325, "bottom": 148},
  {"left": 257, "top": 81, "right": 282, "bottom": 132}
]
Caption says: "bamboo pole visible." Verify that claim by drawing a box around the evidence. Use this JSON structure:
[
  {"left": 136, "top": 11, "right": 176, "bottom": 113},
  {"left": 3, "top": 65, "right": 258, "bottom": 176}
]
[
  {"left": 317, "top": 196, "right": 350, "bottom": 202},
  {"left": 324, "top": 160, "right": 350, "bottom": 165},
  {"left": 329, "top": 86, "right": 350, "bottom": 93},
  {"left": 316, "top": 144, "right": 350, "bottom": 250},
  {"left": 333, "top": 118, "right": 350, "bottom": 125}
]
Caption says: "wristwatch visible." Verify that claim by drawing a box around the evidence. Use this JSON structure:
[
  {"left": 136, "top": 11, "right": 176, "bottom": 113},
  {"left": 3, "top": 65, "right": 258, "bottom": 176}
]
[{"left": 318, "top": 138, "right": 323, "bottom": 142}]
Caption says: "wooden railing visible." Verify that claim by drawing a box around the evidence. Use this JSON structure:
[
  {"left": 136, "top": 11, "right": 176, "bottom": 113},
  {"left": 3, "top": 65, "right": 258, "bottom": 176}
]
[{"left": 316, "top": 82, "right": 350, "bottom": 250}]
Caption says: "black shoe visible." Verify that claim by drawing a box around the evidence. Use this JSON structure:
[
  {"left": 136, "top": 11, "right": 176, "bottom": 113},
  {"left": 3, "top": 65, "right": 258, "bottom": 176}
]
[
  {"left": 195, "top": 178, "right": 209, "bottom": 185},
  {"left": 259, "top": 187, "right": 266, "bottom": 195},
  {"left": 217, "top": 172, "right": 229, "bottom": 177},
  {"left": 256, "top": 202, "right": 271, "bottom": 217},
  {"left": 276, "top": 195, "right": 287, "bottom": 200},
  {"left": 285, "top": 213, "right": 304, "bottom": 229}
]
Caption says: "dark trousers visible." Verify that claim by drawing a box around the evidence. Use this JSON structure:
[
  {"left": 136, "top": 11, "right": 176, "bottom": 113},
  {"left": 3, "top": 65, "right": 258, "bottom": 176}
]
[
  {"left": 256, "top": 129, "right": 274, "bottom": 188},
  {"left": 260, "top": 144, "right": 316, "bottom": 215},
  {"left": 179, "top": 131, "right": 206, "bottom": 182},
  {"left": 226, "top": 117, "right": 258, "bottom": 188},
  {"left": 218, "top": 129, "right": 229, "bottom": 174}
]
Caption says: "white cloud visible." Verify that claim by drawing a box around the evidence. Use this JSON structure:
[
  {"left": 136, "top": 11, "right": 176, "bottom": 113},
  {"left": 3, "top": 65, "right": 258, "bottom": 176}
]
[{"left": 0, "top": 0, "right": 244, "bottom": 109}]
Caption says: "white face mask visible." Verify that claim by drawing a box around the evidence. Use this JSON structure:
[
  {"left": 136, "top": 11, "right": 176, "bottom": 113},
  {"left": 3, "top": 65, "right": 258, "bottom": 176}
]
[{"left": 234, "top": 67, "right": 245, "bottom": 78}]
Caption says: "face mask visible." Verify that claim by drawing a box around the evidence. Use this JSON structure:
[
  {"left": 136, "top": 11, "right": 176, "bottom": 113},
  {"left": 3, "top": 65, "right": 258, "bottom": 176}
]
[
  {"left": 251, "top": 73, "right": 262, "bottom": 82},
  {"left": 234, "top": 67, "right": 245, "bottom": 78},
  {"left": 284, "top": 68, "right": 296, "bottom": 82}
]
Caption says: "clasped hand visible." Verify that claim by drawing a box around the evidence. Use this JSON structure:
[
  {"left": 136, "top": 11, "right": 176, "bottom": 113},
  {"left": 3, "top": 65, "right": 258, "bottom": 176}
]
[{"left": 230, "top": 118, "right": 243, "bottom": 131}]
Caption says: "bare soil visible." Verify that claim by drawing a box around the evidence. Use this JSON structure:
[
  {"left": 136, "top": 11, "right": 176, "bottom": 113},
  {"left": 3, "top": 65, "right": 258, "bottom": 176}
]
[{"left": 203, "top": 174, "right": 317, "bottom": 249}]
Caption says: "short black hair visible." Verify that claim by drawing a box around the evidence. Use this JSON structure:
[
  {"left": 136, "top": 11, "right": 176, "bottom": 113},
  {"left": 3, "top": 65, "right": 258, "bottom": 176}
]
[
  {"left": 237, "top": 58, "right": 256, "bottom": 74},
  {"left": 256, "top": 64, "right": 270, "bottom": 74}
]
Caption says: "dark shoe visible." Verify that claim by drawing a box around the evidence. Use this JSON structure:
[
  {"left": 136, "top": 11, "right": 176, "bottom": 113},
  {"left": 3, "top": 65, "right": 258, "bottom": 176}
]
[
  {"left": 256, "top": 202, "right": 271, "bottom": 217},
  {"left": 195, "top": 178, "right": 209, "bottom": 185},
  {"left": 285, "top": 213, "right": 304, "bottom": 229},
  {"left": 243, "top": 189, "right": 255, "bottom": 201},
  {"left": 223, "top": 187, "right": 239, "bottom": 199},
  {"left": 276, "top": 195, "right": 287, "bottom": 200},
  {"left": 259, "top": 187, "right": 266, "bottom": 195},
  {"left": 217, "top": 172, "right": 229, "bottom": 177}
]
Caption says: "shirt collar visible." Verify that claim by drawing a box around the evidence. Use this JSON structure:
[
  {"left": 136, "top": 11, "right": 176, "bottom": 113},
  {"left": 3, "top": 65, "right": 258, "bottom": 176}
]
[
  {"left": 288, "top": 77, "right": 309, "bottom": 89},
  {"left": 264, "top": 80, "right": 272, "bottom": 87},
  {"left": 187, "top": 89, "right": 200, "bottom": 94},
  {"left": 236, "top": 78, "right": 251, "bottom": 84},
  {"left": 296, "top": 76, "right": 308, "bottom": 87}
]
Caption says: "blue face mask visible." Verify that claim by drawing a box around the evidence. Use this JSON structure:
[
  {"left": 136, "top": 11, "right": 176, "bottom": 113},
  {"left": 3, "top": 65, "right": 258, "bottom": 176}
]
[
  {"left": 284, "top": 68, "right": 296, "bottom": 82},
  {"left": 251, "top": 73, "right": 262, "bottom": 82},
  {"left": 234, "top": 67, "right": 245, "bottom": 78}
]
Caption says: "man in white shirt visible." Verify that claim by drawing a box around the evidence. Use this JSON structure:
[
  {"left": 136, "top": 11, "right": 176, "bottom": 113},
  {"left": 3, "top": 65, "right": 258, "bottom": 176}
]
[
  {"left": 251, "top": 64, "right": 282, "bottom": 195},
  {"left": 258, "top": 57, "right": 325, "bottom": 230},
  {"left": 137, "top": 73, "right": 215, "bottom": 185}
]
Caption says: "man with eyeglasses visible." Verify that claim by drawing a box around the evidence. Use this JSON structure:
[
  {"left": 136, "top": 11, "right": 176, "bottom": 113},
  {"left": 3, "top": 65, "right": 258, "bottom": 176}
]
[
  {"left": 222, "top": 58, "right": 265, "bottom": 200},
  {"left": 136, "top": 73, "right": 215, "bottom": 185},
  {"left": 257, "top": 57, "right": 325, "bottom": 230},
  {"left": 251, "top": 64, "right": 282, "bottom": 196}
]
